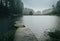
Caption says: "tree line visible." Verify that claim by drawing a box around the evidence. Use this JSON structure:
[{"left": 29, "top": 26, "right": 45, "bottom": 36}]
[
  {"left": 0, "top": 0, "right": 23, "bottom": 16},
  {"left": 52, "top": 0, "right": 60, "bottom": 15}
]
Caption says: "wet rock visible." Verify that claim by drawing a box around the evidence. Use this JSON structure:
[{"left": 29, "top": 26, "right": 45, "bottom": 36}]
[{"left": 14, "top": 28, "right": 38, "bottom": 41}]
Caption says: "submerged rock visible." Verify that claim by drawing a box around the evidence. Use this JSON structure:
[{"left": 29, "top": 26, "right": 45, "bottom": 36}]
[{"left": 14, "top": 28, "right": 38, "bottom": 41}]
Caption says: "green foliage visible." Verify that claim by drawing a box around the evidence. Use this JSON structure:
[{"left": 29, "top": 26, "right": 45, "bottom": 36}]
[
  {"left": 29, "top": 11, "right": 33, "bottom": 15},
  {"left": 46, "top": 30, "right": 60, "bottom": 41},
  {"left": 0, "top": 0, "right": 24, "bottom": 16},
  {"left": 56, "top": 0, "right": 60, "bottom": 14},
  {"left": 0, "top": 29, "right": 16, "bottom": 41},
  {"left": 49, "top": 0, "right": 60, "bottom": 15},
  {"left": 48, "top": 30, "right": 60, "bottom": 39},
  {"left": 52, "top": 0, "right": 60, "bottom": 15},
  {"left": 23, "top": 8, "right": 34, "bottom": 15}
]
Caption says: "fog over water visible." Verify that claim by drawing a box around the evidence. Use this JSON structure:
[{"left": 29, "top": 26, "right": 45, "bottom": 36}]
[{"left": 22, "top": 16, "right": 60, "bottom": 38}]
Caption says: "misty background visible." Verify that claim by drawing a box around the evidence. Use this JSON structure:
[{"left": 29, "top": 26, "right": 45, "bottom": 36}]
[{"left": 22, "top": 0, "right": 58, "bottom": 12}]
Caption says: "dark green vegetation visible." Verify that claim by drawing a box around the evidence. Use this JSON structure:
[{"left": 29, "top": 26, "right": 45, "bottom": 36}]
[
  {"left": 0, "top": 0, "right": 23, "bottom": 16},
  {"left": 46, "top": 30, "right": 60, "bottom": 41},
  {"left": 0, "top": 0, "right": 23, "bottom": 41},
  {"left": 29, "top": 11, "right": 33, "bottom": 15},
  {"left": 45, "top": 1, "right": 60, "bottom": 41},
  {"left": 49, "top": 0, "right": 60, "bottom": 15},
  {"left": 23, "top": 8, "right": 34, "bottom": 15}
]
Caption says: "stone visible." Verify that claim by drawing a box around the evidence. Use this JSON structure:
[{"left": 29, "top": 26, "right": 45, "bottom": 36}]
[{"left": 14, "top": 28, "right": 38, "bottom": 41}]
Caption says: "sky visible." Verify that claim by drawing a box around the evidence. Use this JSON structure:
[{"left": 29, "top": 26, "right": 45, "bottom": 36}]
[{"left": 22, "top": 0, "right": 58, "bottom": 12}]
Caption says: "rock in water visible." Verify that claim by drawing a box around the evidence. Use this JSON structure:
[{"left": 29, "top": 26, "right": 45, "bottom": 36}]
[{"left": 14, "top": 28, "right": 38, "bottom": 41}]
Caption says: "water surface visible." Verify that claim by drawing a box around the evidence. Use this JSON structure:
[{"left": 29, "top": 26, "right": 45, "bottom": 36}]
[{"left": 22, "top": 16, "right": 60, "bottom": 38}]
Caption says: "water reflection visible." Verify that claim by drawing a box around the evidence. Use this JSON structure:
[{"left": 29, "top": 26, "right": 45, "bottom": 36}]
[{"left": 23, "top": 16, "right": 60, "bottom": 38}]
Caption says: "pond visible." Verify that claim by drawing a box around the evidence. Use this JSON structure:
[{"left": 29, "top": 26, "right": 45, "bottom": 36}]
[{"left": 23, "top": 16, "right": 60, "bottom": 38}]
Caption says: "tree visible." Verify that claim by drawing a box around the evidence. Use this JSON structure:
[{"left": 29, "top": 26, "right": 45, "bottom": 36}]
[
  {"left": 50, "top": 0, "right": 60, "bottom": 15},
  {"left": 51, "top": 5, "right": 57, "bottom": 15},
  {"left": 46, "top": 30, "right": 60, "bottom": 41},
  {"left": 45, "top": 0, "right": 60, "bottom": 39},
  {"left": 56, "top": 0, "right": 60, "bottom": 15},
  {"left": 0, "top": 0, "right": 24, "bottom": 16},
  {"left": 45, "top": 1, "right": 60, "bottom": 38},
  {"left": 14, "top": 0, "right": 24, "bottom": 16},
  {"left": 0, "top": 0, "right": 24, "bottom": 41},
  {"left": 0, "top": 0, "right": 9, "bottom": 16},
  {"left": 29, "top": 11, "right": 33, "bottom": 15},
  {"left": 23, "top": 8, "right": 34, "bottom": 15}
]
